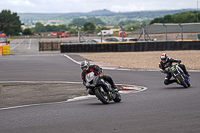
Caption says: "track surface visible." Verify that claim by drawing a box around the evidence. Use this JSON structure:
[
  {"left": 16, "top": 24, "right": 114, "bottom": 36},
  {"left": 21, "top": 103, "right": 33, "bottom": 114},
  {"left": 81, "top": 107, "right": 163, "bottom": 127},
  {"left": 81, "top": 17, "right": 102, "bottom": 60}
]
[{"left": 0, "top": 39, "right": 200, "bottom": 133}]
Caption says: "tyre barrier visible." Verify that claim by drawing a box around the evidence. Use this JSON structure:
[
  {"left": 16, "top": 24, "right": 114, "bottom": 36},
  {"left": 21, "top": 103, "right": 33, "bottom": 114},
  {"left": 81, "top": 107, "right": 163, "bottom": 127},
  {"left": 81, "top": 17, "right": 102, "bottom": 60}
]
[
  {"left": 60, "top": 41, "right": 200, "bottom": 53},
  {"left": 39, "top": 41, "right": 78, "bottom": 51}
]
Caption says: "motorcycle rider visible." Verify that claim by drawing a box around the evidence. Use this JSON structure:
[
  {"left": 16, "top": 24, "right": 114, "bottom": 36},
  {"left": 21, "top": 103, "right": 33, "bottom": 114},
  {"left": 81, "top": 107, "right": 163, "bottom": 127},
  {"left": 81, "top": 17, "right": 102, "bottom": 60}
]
[
  {"left": 159, "top": 53, "right": 190, "bottom": 85},
  {"left": 80, "top": 60, "right": 118, "bottom": 95}
]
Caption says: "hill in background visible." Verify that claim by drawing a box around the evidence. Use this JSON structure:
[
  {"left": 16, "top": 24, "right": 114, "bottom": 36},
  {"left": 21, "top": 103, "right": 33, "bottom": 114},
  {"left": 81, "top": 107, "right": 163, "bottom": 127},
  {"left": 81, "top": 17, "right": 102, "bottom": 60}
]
[{"left": 19, "top": 9, "right": 196, "bottom": 27}]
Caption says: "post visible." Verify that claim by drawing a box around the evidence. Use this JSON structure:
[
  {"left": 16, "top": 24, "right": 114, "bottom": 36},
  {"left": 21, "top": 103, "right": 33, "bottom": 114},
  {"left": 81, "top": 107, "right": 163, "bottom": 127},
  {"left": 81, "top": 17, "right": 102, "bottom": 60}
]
[
  {"left": 98, "top": 26, "right": 102, "bottom": 42},
  {"left": 141, "top": 24, "right": 146, "bottom": 41},
  {"left": 163, "top": 23, "right": 167, "bottom": 41},
  {"left": 119, "top": 25, "right": 124, "bottom": 41},
  {"left": 179, "top": 23, "right": 183, "bottom": 40},
  {"left": 76, "top": 26, "right": 81, "bottom": 43},
  {"left": 51, "top": 41, "right": 53, "bottom": 51}
]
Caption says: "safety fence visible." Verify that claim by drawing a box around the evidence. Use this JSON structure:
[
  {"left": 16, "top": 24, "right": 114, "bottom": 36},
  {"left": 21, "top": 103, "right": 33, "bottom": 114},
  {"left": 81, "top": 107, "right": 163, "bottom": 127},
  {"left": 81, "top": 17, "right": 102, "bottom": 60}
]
[{"left": 60, "top": 41, "right": 200, "bottom": 53}]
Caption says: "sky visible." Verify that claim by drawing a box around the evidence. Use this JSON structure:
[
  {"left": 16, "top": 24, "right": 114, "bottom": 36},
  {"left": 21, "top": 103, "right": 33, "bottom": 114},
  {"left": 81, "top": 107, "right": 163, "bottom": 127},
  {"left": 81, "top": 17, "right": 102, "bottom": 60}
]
[{"left": 0, "top": 0, "right": 197, "bottom": 13}]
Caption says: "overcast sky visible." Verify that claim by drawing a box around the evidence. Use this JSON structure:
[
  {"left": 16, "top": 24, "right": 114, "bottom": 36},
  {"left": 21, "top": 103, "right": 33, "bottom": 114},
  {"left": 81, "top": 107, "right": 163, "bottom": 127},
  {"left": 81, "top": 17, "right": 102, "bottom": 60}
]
[{"left": 0, "top": 0, "right": 197, "bottom": 13}]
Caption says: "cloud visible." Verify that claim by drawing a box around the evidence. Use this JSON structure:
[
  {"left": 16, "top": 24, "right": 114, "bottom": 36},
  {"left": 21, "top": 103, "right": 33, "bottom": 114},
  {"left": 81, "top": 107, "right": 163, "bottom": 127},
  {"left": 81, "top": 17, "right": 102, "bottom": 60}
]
[
  {"left": 0, "top": 0, "right": 196, "bottom": 13},
  {"left": 9, "top": 0, "right": 34, "bottom": 6}
]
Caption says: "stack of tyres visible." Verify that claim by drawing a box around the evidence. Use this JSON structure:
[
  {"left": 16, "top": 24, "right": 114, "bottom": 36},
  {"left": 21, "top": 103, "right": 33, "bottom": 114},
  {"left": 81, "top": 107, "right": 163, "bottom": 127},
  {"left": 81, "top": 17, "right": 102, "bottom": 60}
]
[
  {"left": 100, "top": 44, "right": 105, "bottom": 52},
  {"left": 104, "top": 44, "right": 109, "bottom": 52},
  {"left": 77, "top": 44, "right": 82, "bottom": 52},
  {"left": 2, "top": 45, "right": 10, "bottom": 55},
  {"left": 85, "top": 44, "right": 90, "bottom": 52},
  {"left": 97, "top": 44, "right": 101, "bottom": 52},
  {"left": 74, "top": 44, "right": 79, "bottom": 52}
]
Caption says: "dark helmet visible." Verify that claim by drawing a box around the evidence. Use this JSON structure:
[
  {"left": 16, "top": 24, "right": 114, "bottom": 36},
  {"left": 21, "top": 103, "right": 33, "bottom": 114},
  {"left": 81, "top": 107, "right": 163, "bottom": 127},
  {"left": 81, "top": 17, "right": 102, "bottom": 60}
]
[
  {"left": 160, "top": 53, "right": 168, "bottom": 63},
  {"left": 80, "top": 60, "right": 90, "bottom": 71}
]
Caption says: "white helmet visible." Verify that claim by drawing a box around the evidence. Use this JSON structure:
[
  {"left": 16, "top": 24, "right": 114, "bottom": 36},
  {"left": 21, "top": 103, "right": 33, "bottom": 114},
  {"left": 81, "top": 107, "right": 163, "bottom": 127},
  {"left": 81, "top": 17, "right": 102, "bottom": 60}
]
[
  {"left": 160, "top": 53, "right": 168, "bottom": 63},
  {"left": 80, "top": 60, "right": 90, "bottom": 71}
]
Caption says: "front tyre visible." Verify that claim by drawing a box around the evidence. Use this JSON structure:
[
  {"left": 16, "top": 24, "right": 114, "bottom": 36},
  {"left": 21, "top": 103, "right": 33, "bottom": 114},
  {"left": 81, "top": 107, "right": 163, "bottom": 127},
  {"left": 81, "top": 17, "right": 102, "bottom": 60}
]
[{"left": 95, "top": 87, "right": 110, "bottom": 104}]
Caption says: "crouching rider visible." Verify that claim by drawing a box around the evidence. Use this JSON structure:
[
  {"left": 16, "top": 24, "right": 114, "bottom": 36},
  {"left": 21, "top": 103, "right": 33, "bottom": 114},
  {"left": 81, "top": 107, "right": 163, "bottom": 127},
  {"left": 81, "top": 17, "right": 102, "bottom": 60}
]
[{"left": 80, "top": 60, "right": 118, "bottom": 95}]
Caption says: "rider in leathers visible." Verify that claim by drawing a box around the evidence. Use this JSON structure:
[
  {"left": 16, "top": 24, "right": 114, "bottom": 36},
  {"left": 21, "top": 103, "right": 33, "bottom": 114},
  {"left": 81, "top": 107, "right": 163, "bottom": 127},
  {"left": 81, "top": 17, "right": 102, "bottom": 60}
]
[
  {"left": 80, "top": 60, "right": 118, "bottom": 95},
  {"left": 159, "top": 53, "right": 190, "bottom": 85}
]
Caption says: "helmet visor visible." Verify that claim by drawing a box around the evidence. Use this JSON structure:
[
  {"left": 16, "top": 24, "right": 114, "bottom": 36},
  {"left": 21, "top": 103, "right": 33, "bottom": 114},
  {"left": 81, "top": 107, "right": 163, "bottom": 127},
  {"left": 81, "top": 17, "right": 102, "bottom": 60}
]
[
  {"left": 81, "top": 66, "right": 87, "bottom": 70},
  {"left": 161, "top": 58, "right": 167, "bottom": 63}
]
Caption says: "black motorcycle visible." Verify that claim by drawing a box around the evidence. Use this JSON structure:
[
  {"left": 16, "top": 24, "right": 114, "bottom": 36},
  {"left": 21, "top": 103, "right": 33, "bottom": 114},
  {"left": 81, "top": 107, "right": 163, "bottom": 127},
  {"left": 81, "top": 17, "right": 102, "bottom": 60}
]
[
  {"left": 85, "top": 72, "right": 121, "bottom": 104},
  {"left": 167, "top": 64, "right": 190, "bottom": 88}
]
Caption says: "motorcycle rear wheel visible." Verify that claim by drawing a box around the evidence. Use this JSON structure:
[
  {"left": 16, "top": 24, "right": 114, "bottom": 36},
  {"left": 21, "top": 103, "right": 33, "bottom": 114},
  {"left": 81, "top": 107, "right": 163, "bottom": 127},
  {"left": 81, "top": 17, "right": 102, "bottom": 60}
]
[
  {"left": 177, "top": 75, "right": 188, "bottom": 88},
  {"left": 95, "top": 87, "right": 110, "bottom": 104}
]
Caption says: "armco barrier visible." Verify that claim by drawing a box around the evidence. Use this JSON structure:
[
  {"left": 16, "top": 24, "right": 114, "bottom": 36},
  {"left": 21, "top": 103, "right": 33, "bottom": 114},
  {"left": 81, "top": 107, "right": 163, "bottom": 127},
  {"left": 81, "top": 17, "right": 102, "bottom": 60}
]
[{"left": 60, "top": 41, "right": 200, "bottom": 53}]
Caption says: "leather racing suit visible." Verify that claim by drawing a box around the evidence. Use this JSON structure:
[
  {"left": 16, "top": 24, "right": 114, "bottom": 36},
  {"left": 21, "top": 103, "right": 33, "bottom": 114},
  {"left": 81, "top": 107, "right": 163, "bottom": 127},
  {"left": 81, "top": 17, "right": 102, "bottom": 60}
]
[
  {"left": 159, "top": 58, "right": 189, "bottom": 85},
  {"left": 81, "top": 64, "right": 117, "bottom": 94}
]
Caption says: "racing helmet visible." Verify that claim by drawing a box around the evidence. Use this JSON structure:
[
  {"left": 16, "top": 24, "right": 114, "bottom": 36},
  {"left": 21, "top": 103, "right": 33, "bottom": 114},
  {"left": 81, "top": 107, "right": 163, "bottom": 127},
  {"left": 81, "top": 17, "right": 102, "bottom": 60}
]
[
  {"left": 160, "top": 53, "right": 168, "bottom": 63},
  {"left": 80, "top": 60, "right": 90, "bottom": 71}
]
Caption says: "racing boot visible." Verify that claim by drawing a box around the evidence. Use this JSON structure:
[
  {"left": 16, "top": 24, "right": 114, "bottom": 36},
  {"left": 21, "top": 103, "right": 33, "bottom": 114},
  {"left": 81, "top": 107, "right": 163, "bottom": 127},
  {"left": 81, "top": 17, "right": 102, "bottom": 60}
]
[{"left": 112, "top": 85, "right": 118, "bottom": 92}]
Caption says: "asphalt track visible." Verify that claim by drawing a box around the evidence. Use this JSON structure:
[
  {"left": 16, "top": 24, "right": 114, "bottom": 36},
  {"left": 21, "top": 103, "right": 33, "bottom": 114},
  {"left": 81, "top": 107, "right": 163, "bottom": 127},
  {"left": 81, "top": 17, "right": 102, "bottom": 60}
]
[{"left": 0, "top": 39, "right": 200, "bottom": 133}]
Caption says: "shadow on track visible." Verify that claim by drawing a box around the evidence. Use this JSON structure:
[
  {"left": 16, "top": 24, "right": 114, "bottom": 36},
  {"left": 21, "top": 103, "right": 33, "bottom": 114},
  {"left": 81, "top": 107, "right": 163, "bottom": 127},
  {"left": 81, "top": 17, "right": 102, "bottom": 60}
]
[{"left": 162, "top": 86, "right": 192, "bottom": 90}]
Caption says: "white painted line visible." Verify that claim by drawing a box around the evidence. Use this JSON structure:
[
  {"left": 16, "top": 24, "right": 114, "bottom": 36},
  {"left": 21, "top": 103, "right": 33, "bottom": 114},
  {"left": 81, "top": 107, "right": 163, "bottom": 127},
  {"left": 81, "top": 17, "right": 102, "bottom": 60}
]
[
  {"left": 28, "top": 39, "right": 32, "bottom": 50},
  {"left": 0, "top": 81, "right": 83, "bottom": 84},
  {"left": 10, "top": 39, "right": 24, "bottom": 50},
  {"left": 64, "top": 54, "right": 81, "bottom": 64}
]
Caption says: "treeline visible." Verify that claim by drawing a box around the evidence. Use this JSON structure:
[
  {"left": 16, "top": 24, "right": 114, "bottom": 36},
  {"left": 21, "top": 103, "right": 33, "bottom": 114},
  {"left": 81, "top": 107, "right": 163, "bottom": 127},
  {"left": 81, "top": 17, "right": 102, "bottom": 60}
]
[
  {"left": 0, "top": 10, "right": 22, "bottom": 35},
  {"left": 70, "top": 17, "right": 106, "bottom": 26},
  {"left": 150, "top": 11, "right": 200, "bottom": 24},
  {"left": 31, "top": 22, "right": 104, "bottom": 34}
]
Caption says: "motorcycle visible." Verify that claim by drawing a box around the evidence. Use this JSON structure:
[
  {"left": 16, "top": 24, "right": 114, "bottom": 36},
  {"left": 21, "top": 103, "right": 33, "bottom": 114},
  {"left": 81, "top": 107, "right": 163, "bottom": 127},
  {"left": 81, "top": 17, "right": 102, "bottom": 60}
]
[
  {"left": 167, "top": 64, "right": 190, "bottom": 88},
  {"left": 85, "top": 72, "right": 121, "bottom": 104}
]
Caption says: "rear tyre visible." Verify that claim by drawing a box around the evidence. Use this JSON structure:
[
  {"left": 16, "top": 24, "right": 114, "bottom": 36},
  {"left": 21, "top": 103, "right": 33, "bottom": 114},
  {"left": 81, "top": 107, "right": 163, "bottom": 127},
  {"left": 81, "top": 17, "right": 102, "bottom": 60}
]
[
  {"left": 186, "top": 81, "right": 190, "bottom": 87},
  {"left": 95, "top": 87, "right": 110, "bottom": 104},
  {"left": 177, "top": 75, "right": 188, "bottom": 88}
]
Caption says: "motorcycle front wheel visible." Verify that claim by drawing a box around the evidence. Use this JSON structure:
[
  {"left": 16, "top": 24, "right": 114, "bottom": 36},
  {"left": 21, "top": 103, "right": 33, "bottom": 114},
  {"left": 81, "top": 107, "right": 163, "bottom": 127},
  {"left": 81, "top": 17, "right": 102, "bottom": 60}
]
[{"left": 95, "top": 87, "right": 110, "bottom": 104}]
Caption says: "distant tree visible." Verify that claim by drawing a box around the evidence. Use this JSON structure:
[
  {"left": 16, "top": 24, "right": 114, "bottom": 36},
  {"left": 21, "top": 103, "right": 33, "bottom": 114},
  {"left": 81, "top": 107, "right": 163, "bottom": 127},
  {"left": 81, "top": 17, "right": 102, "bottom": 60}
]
[
  {"left": 163, "top": 15, "right": 173, "bottom": 23},
  {"left": 45, "top": 25, "right": 53, "bottom": 31},
  {"left": 57, "top": 24, "right": 67, "bottom": 31},
  {"left": 68, "top": 23, "right": 77, "bottom": 27},
  {"left": 34, "top": 22, "right": 46, "bottom": 33},
  {"left": 150, "top": 18, "right": 165, "bottom": 24},
  {"left": 118, "top": 21, "right": 125, "bottom": 26},
  {"left": 124, "top": 24, "right": 140, "bottom": 31},
  {"left": 83, "top": 22, "right": 96, "bottom": 33},
  {"left": 0, "top": 10, "right": 22, "bottom": 35},
  {"left": 22, "top": 28, "right": 32, "bottom": 35},
  {"left": 88, "top": 17, "right": 106, "bottom": 26},
  {"left": 150, "top": 11, "right": 199, "bottom": 24},
  {"left": 72, "top": 18, "right": 87, "bottom": 26}
]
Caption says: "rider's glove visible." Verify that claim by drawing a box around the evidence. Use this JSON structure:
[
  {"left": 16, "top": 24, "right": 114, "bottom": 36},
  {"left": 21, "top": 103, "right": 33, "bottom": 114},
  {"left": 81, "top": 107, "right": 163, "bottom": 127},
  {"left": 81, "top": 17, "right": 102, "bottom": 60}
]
[
  {"left": 160, "top": 69, "right": 165, "bottom": 73},
  {"left": 178, "top": 60, "right": 181, "bottom": 64}
]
